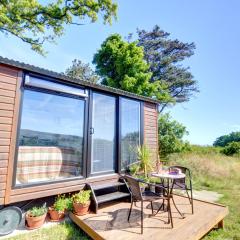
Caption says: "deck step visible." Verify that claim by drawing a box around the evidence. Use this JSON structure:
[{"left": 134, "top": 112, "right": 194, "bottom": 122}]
[
  {"left": 96, "top": 191, "right": 131, "bottom": 204},
  {"left": 86, "top": 177, "right": 131, "bottom": 213},
  {"left": 92, "top": 182, "right": 125, "bottom": 191}
]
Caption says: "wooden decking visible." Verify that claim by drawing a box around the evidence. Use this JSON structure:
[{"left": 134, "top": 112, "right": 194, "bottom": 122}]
[{"left": 69, "top": 195, "right": 228, "bottom": 240}]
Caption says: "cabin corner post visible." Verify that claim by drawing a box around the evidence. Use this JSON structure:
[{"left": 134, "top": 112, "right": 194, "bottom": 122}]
[
  {"left": 143, "top": 102, "right": 158, "bottom": 165},
  {"left": 4, "top": 70, "right": 23, "bottom": 205}
]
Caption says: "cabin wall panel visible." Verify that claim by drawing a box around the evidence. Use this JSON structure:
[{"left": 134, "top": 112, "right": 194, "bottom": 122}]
[
  {"left": 144, "top": 102, "right": 158, "bottom": 165},
  {"left": 0, "top": 117, "right": 12, "bottom": 124},
  {"left": 0, "top": 64, "right": 20, "bottom": 205},
  {"left": 0, "top": 175, "right": 7, "bottom": 183},
  {"left": 0, "top": 139, "right": 11, "bottom": 146}
]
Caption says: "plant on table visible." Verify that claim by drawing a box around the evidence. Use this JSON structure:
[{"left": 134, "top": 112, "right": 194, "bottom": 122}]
[
  {"left": 25, "top": 205, "right": 47, "bottom": 229},
  {"left": 72, "top": 190, "right": 91, "bottom": 216}
]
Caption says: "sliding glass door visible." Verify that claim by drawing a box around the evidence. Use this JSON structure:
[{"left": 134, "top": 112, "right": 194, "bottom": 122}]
[{"left": 90, "top": 92, "right": 116, "bottom": 174}]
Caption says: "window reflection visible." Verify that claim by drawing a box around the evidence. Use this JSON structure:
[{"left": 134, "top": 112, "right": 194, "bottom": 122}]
[
  {"left": 120, "top": 98, "right": 141, "bottom": 170},
  {"left": 91, "top": 93, "right": 116, "bottom": 173},
  {"left": 16, "top": 90, "right": 85, "bottom": 185}
]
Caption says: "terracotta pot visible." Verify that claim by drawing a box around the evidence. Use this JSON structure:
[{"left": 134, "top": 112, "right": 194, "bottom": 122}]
[
  {"left": 73, "top": 201, "right": 90, "bottom": 216},
  {"left": 25, "top": 212, "right": 47, "bottom": 229},
  {"left": 48, "top": 207, "right": 65, "bottom": 221}
]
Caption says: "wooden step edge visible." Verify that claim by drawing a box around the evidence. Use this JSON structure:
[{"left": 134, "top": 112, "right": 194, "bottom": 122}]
[
  {"left": 96, "top": 192, "right": 131, "bottom": 204},
  {"left": 92, "top": 182, "right": 125, "bottom": 191}
]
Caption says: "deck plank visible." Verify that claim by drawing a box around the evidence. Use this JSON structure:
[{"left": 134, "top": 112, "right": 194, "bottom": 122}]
[{"left": 70, "top": 195, "right": 228, "bottom": 240}]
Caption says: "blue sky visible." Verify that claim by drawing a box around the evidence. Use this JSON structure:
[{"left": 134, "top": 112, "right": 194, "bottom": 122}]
[{"left": 0, "top": 0, "right": 239, "bottom": 145}]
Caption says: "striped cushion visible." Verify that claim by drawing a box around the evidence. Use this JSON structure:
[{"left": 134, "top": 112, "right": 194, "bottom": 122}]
[{"left": 16, "top": 146, "right": 81, "bottom": 184}]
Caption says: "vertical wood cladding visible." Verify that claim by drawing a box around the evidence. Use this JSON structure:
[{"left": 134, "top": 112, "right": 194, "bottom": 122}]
[
  {"left": 144, "top": 102, "right": 158, "bottom": 164},
  {"left": 0, "top": 64, "right": 21, "bottom": 205}
]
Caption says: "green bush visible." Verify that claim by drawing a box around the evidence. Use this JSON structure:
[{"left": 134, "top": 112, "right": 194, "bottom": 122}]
[
  {"left": 158, "top": 113, "right": 189, "bottom": 160},
  {"left": 221, "top": 141, "right": 240, "bottom": 156},
  {"left": 213, "top": 131, "right": 240, "bottom": 147}
]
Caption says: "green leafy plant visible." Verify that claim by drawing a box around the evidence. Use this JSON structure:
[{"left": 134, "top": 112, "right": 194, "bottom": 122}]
[
  {"left": 72, "top": 190, "right": 91, "bottom": 205},
  {"left": 52, "top": 195, "right": 71, "bottom": 212},
  {"left": 137, "top": 145, "right": 153, "bottom": 178},
  {"left": 158, "top": 113, "right": 189, "bottom": 161},
  {"left": 65, "top": 197, "right": 73, "bottom": 211},
  {"left": 28, "top": 206, "right": 47, "bottom": 217},
  {"left": 221, "top": 141, "right": 240, "bottom": 156},
  {"left": 129, "top": 162, "right": 141, "bottom": 176},
  {"left": 0, "top": 0, "right": 117, "bottom": 55}
]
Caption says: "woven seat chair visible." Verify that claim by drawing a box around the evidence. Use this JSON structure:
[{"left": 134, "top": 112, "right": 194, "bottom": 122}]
[
  {"left": 124, "top": 175, "right": 173, "bottom": 234},
  {"left": 168, "top": 166, "right": 194, "bottom": 214}
]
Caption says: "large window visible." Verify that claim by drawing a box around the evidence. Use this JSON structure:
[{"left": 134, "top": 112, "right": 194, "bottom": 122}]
[
  {"left": 120, "top": 98, "right": 141, "bottom": 170},
  {"left": 15, "top": 89, "right": 85, "bottom": 185}
]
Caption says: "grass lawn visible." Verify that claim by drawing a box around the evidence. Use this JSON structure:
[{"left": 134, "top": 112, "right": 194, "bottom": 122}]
[
  {"left": 7, "top": 222, "right": 90, "bottom": 240},
  {"left": 7, "top": 149, "right": 240, "bottom": 240}
]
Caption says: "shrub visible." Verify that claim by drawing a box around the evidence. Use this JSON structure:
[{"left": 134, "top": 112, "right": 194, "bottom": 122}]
[
  {"left": 213, "top": 131, "right": 240, "bottom": 147},
  {"left": 221, "top": 141, "right": 240, "bottom": 156},
  {"left": 158, "top": 113, "right": 189, "bottom": 160}
]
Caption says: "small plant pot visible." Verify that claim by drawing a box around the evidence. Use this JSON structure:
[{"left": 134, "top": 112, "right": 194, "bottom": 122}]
[
  {"left": 73, "top": 201, "right": 90, "bottom": 216},
  {"left": 48, "top": 207, "right": 65, "bottom": 221},
  {"left": 25, "top": 212, "right": 47, "bottom": 230}
]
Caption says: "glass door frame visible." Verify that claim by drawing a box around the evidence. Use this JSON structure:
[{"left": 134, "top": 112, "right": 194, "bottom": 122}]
[
  {"left": 86, "top": 89, "right": 118, "bottom": 177},
  {"left": 118, "top": 96, "right": 144, "bottom": 174}
]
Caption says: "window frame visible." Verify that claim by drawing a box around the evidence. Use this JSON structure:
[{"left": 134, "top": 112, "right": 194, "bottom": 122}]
[
  {"left": 118, "top": 96, "right": 144, "bottom": 173},
  {"left": 12, "top": 75, "right": 89, "bottom": 189}
]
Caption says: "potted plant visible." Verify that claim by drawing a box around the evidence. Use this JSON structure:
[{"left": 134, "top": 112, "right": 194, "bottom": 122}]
[
  {"left": 25, "top": 205, "right": 47, "bottom": 229},
  {"left": 48, "top": 194, "right": 71, "bottom": 221},
  {"left": 136, "top": 145, "right": 153, "bottom": 178},
  {"left": 72, "top": 190, "right": 91, "bottom": 216}
]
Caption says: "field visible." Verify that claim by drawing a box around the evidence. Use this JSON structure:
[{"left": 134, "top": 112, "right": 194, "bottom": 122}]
[
  {"left": 169, "top": 147, "right": 240, "bottom": 240},
  {"left": 7, "top": 147, "right": 240, "bottom": 240}
]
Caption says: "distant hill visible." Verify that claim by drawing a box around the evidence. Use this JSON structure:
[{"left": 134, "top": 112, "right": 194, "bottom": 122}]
[{"left": 19, "top": 129, "right": 83, "bottom": 149}]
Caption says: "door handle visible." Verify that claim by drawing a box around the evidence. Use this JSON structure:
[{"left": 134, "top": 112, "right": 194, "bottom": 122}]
[{"left": 90, "top": 127, "right": 94, "bottom": 135}]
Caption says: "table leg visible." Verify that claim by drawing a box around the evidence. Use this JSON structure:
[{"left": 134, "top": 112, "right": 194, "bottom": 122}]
[{"left": 170, "top": 179, "right": 185, "bottom": 219}]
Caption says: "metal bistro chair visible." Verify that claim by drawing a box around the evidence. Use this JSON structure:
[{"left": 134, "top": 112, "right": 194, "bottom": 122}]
[
  {"left": 124, "top": 175, "right": 173, "bottom": 234},
  {"left": 168, "top": 166, "right": 194, "bottom": 214}
]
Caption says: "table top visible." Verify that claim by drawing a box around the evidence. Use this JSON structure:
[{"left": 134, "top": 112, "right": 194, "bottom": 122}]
[{"left": 152, "top": 171, "right": 186, "bottom": 179}]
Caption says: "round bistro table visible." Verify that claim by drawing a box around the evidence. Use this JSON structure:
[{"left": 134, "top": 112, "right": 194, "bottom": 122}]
[{"left": 151, "top": 171, "right": 186, "bottom": 218}]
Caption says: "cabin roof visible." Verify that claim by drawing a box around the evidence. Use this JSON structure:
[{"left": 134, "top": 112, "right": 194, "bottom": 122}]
[{"left": 0, "top": 56, "right": 160, "bottom": 104}]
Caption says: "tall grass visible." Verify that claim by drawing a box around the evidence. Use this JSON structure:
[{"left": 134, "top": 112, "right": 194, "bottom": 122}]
[{"left": 169, "top": 150, "right": 240, "bottom": 240}]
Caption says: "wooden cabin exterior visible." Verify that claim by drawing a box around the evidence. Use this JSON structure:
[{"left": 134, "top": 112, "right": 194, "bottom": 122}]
[{"left": 0, "top": 57, "right": 159, "bottom": 206}]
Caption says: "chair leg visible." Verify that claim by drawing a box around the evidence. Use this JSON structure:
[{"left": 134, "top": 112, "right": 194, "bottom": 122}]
[
  {"left": 141, "top": 201, "right": 143, "bottom": 234},
  {"left": 151, "top": 201, "right": 154, "bottom": 215},
  {"left": 186, "top": 188, "right": 191, "bottom": 204},
  {"left": 186, "top": 188, "right": 194, "bottom": 214},
  {"left": 190, "top": 188, "right": 194, "bottom": 214},
  {"left": 128, "top": 199, "right": 133, "bottom": 222}
]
